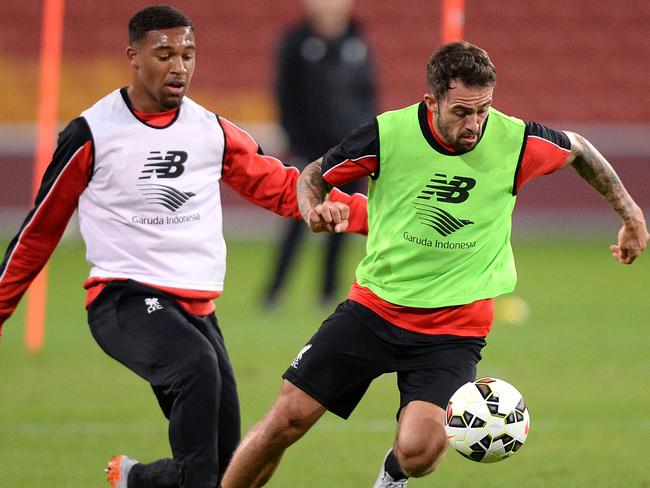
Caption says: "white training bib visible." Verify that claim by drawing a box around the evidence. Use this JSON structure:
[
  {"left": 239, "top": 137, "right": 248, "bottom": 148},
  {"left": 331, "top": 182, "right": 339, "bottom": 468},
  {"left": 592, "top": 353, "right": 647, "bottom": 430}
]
[{"left": 79, "top": 90, "right": 227, "bottom": 291}]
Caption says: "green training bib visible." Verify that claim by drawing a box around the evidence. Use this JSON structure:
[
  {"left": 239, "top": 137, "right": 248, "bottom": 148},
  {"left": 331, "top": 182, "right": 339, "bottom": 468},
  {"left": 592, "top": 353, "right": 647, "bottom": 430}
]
[{"left": 356, "top": 102, "right": 526, "bottom": 307}]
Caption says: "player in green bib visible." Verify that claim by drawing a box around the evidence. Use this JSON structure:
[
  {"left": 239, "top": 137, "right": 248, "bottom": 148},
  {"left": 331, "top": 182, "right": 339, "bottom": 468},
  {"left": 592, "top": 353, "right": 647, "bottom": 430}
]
[
  {"left": 361, "top": 103, "right": 524, "bottom": 307},
  {"left": 221, "top": 41, "right": 648, "bottom": 488}
]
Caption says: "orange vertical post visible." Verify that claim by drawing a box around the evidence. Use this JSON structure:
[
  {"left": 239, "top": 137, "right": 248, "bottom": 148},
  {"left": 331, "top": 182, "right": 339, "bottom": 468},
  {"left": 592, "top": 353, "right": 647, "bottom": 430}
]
[
  {"left": 441, "top": 0, "right": 465, "bottom": 43},
  {"left": 25, "top": 0, "right": 65, "bottom": 354}
]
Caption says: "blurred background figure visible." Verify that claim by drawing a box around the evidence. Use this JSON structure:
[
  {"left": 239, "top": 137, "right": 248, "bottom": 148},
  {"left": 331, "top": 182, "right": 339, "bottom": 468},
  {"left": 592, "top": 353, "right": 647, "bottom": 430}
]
[{"left": 264, "top": 0, "right": 376, "bottom": 309}]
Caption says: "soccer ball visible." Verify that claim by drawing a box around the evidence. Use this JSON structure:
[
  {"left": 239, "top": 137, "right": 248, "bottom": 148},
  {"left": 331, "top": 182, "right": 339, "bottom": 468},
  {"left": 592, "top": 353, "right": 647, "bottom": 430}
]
[{"left": 445, "top": 377, "right": 530, "bottom": 463}]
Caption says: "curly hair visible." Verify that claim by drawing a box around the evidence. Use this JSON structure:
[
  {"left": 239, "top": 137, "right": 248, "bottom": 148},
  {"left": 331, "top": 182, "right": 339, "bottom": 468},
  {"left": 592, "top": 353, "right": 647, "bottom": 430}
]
[
  {"left": 426, "top": 41, "right": 496, "bottom": 100},
  {"left": 128, "top": 4, "right": 194, "bottom": 45}
]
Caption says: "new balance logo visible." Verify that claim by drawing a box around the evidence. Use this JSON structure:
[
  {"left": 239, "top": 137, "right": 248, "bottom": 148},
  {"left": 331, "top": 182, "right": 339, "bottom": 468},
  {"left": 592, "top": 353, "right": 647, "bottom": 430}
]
[
  {"left": 414, "top": 173, "right": 476, "bottom": 236},
  {"left": 137, "top": 151, "right": 196, "bottom": 212},
  {"left": 145, "top": 297, "right": 163, "bottom": 314},
  {"left": 140, "top": 151, "right": 188, "bottom": 179},
  {"left": 417, "top": 174, "right": 476, "bottom": 204},
  {"left": 291, "top": 344, "right": 312, "bottom": 368}
]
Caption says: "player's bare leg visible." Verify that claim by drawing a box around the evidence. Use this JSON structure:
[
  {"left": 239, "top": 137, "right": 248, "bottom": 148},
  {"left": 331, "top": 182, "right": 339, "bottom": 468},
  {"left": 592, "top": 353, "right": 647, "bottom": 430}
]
[
  {"left": 374, "top": 401, "right": 448, "bottom": 486},
  {"left": 394, "top": 401, "right": 448, "bottom": 476},
  {"left": 221, "top": 380, "right": 326, "bottom": 488}
]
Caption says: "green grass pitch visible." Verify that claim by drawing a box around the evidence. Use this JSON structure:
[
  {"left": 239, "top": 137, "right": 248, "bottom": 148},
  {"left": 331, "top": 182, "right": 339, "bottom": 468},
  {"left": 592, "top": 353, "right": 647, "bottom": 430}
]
[{"left": 0, "top": 234, "right": 648, "bottom": 487}]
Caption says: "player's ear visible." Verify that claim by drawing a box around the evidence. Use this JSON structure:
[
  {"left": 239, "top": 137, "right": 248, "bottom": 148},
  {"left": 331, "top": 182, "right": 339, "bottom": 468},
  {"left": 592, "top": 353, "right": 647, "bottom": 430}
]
[
  {"left": 126, "top": 45, "right": 139, "bottom": 69},
  {"left": 423, "top": 93, "right": 438, "bottom": 115}
]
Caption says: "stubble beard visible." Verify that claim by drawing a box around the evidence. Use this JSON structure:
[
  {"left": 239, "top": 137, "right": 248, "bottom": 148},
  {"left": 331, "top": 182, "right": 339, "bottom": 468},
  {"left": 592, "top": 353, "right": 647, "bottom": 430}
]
[{"left": 435, "top": 110, "right": 478, "bottom": 152}]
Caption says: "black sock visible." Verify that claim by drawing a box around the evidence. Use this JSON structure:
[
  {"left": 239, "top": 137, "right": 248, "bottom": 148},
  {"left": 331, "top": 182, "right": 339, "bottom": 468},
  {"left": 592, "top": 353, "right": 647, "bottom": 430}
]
[
  {"left": 385, "top": 449, "right": 408, "bottom": 480},
  {"left": 128, "top": 459, "right": 178, "bottom": 488}
]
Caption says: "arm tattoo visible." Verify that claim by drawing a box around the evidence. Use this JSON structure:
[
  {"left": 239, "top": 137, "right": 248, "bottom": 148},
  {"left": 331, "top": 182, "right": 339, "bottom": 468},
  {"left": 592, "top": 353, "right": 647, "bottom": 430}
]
[
  {"left": 297, "top": 159, "right": 329, "bottom": 220},
  {"left": 570, "top": 134, "right": 642, "bottom": 223}
]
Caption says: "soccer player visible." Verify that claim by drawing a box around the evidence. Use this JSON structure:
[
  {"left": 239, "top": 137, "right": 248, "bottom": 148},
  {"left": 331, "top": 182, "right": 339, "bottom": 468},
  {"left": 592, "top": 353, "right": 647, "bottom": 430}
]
[
  {"left": 220, "top": 41, "right": 649, "bottom": 488},
  {"left": 0, "top": 5, "right": 366, "bottom": 488}
]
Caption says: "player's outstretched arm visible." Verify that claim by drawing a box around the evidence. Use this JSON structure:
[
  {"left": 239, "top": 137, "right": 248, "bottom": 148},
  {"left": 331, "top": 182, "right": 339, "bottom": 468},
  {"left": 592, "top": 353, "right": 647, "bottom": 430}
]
[
  {"left": 297, "top": 158, "right": 349, "bottom": 233},
  {"left": 563, "top": 131, "right": 649, "bottom": 264}
]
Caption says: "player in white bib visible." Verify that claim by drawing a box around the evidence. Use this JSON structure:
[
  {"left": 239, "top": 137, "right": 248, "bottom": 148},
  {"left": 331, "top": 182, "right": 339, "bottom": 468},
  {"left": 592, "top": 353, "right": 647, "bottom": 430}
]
[{"left": 0, "top": 5, "right": 367, "bottom": 488}]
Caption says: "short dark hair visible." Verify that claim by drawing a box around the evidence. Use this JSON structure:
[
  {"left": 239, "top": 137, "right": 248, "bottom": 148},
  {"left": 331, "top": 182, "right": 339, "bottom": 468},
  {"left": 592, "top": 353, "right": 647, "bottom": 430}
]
[
  {"left": 426, "top": 41, "right": 496, "bottom": 100},
  {"left": 128, "top": 4, "right": 194, "bottom": 45}
]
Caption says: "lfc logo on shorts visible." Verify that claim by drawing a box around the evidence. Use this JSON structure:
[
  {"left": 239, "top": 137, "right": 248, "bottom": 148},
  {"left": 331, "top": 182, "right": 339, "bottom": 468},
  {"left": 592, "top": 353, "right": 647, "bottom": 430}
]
[
  {"left": 291, "top": 344, "right": 312, "bottom": 369},
  {"left": 145, "top": 297, "right": 164, "bottom": 314}
]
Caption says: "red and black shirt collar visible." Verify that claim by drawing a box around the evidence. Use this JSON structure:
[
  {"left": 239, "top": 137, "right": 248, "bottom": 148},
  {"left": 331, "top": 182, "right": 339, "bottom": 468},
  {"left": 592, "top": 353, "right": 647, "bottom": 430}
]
[
  {"left": 417, "top": 101, "right": 488, "bottom": 156},
  {"left": 120, "top": 87, "right": 181, "bottom": 129}
]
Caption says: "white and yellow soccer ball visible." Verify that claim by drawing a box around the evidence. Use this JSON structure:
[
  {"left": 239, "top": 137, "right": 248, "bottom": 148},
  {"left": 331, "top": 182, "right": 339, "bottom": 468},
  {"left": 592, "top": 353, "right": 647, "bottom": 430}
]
[{"left": 445, "top": 377, "right": 530, "bottom": 463}]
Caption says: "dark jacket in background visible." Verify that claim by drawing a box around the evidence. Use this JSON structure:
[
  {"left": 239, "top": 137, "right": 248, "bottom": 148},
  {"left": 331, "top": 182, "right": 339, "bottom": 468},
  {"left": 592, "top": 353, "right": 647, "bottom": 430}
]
[{"left": 276, "top": 20, "right": 376, "bottom": 164}]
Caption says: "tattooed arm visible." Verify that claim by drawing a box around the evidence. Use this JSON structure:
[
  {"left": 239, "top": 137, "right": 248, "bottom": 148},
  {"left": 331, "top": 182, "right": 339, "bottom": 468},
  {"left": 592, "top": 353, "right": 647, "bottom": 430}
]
[
  {"left": 564, "top": 131, "right": 649, "bottom": 264},
  {"left": 297, "top": 159, "right": 328, "bottom": 219},
  {"left": 297, "top": 158, "right": 350, "bottom": 233}
]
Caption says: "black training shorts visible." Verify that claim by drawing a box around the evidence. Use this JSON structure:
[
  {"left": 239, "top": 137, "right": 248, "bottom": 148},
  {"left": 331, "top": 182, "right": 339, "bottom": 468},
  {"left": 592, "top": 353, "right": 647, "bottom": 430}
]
[{"left": 283, "top": 299, "right": 485, "bottom": 419}]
